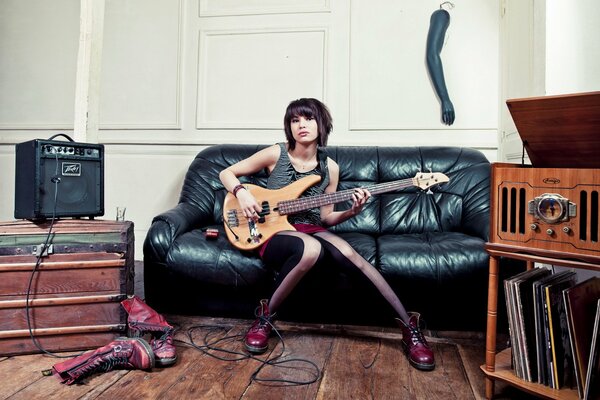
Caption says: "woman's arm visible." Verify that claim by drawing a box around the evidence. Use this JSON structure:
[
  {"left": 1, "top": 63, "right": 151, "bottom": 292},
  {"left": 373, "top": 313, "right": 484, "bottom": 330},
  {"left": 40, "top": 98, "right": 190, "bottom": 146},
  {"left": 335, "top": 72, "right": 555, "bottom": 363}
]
[
  {"left": 219, "top": 144, "right": 280, "bottom": 219},
  {"left": 320, "top": 159, "right": 370, "bottom": 227}
]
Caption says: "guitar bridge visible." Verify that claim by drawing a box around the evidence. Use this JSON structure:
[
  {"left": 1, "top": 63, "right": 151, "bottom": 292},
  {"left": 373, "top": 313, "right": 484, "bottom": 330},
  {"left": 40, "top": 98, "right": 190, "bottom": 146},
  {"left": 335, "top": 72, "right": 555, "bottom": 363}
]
[{"left": 247, "top": 220, "right": 263, "bottom": 244}]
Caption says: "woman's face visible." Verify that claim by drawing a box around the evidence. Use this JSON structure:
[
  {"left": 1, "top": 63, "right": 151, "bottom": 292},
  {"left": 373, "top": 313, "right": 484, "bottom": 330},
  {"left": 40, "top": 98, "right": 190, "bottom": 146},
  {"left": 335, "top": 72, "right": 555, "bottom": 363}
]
[{"left": 290, "top": 115, "right": 319, "bottom": 145}]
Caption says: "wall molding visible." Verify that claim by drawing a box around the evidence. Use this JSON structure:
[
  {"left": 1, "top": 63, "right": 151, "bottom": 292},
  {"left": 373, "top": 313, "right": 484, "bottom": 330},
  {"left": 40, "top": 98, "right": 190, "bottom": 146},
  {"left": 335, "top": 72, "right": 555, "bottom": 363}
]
[{"left": 198, "top": 0, "right": 330, "bottom": 17}]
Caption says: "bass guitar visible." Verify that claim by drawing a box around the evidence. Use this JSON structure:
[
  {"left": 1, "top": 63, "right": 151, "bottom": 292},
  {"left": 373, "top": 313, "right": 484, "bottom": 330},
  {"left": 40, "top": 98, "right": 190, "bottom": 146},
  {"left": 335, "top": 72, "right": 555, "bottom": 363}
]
[{"left": 223, "top": 172, "right": 449, "bottom": 250}]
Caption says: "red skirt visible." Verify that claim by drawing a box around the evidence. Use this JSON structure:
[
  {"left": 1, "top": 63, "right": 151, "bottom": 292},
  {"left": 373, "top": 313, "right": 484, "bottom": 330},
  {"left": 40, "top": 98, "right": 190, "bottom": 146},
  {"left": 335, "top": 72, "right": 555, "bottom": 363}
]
[{"left": 258, "top": 223, "right": 328, "bottom": 258}]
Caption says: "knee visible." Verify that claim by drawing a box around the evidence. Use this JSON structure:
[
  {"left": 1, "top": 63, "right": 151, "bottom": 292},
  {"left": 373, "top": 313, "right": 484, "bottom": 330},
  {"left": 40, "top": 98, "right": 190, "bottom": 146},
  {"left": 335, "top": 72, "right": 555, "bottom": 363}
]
[
  {"left": 336, "top": 243, "right": 357, "bottom": 261},
  {"left": 303, "top": 240, "right": 324, "bottom": 265}
]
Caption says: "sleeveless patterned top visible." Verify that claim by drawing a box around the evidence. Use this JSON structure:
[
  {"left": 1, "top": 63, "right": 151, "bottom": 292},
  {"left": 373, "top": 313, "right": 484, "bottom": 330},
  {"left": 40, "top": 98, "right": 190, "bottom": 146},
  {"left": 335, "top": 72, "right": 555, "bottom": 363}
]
[{"left": 266, "top": 143, "right": 330, "bottom": 226}]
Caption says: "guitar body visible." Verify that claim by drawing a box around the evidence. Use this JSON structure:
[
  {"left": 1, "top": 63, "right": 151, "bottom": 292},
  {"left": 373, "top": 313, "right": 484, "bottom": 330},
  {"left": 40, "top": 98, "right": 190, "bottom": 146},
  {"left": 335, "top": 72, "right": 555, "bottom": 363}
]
[{"left": 223, "top": 174, "right": 322, "bottom": 251}]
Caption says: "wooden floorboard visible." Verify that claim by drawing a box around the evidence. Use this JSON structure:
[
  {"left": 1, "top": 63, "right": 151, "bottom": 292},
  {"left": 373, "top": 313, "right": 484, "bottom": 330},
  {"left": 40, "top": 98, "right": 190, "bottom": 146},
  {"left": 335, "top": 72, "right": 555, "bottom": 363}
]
[{"left": 0, "top": 314, "right": 539, "bottom": 400}]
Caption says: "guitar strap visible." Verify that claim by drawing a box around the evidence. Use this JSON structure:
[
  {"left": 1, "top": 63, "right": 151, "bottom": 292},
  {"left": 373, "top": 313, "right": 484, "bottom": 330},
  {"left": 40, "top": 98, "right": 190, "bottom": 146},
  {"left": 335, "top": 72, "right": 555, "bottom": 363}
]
[{"left": 317, "top": 147, "right": 328, "bottom": 185}]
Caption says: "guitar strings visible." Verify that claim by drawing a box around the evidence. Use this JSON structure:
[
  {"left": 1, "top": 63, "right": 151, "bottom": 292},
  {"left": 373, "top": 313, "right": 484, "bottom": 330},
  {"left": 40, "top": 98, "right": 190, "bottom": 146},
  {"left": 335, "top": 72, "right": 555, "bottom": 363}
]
[{"left": 227, "top": 174, "right": 440, "bottom": 219}]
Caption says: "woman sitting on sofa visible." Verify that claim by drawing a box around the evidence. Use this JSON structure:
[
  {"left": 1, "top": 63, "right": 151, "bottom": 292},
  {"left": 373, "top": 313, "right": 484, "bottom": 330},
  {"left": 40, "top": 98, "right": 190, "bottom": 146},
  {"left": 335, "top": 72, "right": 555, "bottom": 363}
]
[{"left": 218, "top": 98, "right": 435, "bottom": 371}]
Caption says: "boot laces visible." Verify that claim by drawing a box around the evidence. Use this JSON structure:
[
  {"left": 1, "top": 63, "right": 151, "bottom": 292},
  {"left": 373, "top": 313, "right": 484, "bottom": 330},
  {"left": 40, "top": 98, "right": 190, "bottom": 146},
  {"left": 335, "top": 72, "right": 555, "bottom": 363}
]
[
  {"left": 408, "top": 325, "right": 427, "bottom": 345},
  {"left": 152, "top": 331, "right": 174, "bottom": 349},
  {"left": 129, "top": 321, "right": 172, "bottom": 337},
  {"left": 75, "top": 354, "right": 129, "bottom": 382},
  {"left": 251, "top": 306, "right": 274, "bottom": 331}
]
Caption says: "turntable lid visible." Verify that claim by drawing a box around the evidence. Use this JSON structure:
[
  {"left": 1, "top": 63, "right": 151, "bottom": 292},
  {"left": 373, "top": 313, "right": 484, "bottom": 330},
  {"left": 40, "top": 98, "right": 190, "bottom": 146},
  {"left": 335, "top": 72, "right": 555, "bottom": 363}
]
[{"left": 506, "top": 91, "right": 600, "bottom": 168}]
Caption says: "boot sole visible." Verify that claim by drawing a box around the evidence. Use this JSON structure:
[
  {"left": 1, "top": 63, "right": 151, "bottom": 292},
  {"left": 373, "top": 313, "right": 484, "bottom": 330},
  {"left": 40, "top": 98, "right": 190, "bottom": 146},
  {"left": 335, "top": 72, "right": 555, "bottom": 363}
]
[
  {"left": 245, "top": 343, "right": 268, "bottom": 354},
  {"left": 409, "top": 359, "right": 435, "bottom": 371},
  {"left": 401, "top": 341, "right": 435, "bottom": 371},
  {"left": 155, "top": 356, "right": 177, "bottom": 367},
  {"left": 117, "top": 337, "right": 156, "bottom": 369}
]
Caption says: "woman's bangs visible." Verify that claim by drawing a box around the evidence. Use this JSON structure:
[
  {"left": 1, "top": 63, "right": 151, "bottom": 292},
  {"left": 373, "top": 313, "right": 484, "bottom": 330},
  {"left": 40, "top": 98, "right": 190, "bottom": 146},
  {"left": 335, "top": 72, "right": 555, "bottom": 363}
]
[{"left": 288, "top": 102, "right": 316, "bottom": 119}]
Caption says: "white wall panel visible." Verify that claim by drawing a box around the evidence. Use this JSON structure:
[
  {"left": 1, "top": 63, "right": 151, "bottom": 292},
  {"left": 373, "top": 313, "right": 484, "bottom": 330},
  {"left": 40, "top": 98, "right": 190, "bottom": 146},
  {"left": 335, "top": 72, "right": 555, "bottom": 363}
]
[
  {"left": 350, "top": 0, "right": 499, "bottom": 130},
  {"left": 103, "top": 145, "right": 203, "bottom": 257},
  {"left": 197, "top": 28, "right": 327, "bottom": 129},
  {"left": 99, "top": 0, "right": 182, "bottom": 129},
  {"left": 0, "top": 0, "right": 79, "bottom": 129},
  {"left": 199, "top": 0, "right": 329, "bottom": 17}
]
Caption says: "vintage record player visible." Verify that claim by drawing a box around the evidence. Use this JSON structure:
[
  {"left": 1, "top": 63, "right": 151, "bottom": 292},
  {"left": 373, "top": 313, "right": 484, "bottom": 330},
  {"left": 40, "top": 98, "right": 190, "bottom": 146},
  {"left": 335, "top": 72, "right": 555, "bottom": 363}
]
[{"left": 489, "top": 91, "right": 600, "bottom": 263}]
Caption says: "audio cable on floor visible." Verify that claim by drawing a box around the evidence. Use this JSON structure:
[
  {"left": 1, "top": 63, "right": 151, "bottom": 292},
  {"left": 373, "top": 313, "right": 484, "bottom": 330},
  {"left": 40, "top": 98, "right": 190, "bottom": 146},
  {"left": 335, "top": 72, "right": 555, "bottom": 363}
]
[{"left": 173, "top": 321, "right": 321, "bottom": 386}]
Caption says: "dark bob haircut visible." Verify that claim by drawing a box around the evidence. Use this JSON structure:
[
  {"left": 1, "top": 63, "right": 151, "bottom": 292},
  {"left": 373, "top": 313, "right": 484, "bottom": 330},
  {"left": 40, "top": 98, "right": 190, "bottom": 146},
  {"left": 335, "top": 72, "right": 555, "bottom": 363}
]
[{"left": 284, "top": 98, "right": 333, "bottom": 150}]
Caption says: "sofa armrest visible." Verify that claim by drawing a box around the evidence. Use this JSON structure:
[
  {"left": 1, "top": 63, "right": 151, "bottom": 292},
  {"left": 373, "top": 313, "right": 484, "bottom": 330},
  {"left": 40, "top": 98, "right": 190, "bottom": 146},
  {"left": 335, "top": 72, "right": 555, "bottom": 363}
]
[
  {"left": 461, "top": 180, "right": 490, "bottom": 241},
  {"left": 143, "top": 202, "right": 208, "bottom": 262}
]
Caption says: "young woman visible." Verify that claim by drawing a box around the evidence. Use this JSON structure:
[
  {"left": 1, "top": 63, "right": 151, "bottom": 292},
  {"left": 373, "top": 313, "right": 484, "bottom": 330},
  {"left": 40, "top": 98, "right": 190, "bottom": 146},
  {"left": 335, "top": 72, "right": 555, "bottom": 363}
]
[{"left": 219, "top": 98, "right": 435, "bottom": 371}]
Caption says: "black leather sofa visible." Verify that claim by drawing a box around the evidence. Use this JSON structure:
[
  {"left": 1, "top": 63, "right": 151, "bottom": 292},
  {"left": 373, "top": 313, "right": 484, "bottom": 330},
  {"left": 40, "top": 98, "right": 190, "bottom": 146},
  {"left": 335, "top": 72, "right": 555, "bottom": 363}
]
[{"left": 144, "top": 144, "right": 504, "bottom": 331}]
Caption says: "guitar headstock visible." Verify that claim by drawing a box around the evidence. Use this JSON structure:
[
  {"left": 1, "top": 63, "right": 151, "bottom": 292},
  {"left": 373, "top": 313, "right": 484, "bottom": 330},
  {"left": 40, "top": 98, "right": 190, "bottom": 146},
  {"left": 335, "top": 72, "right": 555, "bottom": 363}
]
[{"left": 413, "top": 172, "right": 449, "bottom": 190}]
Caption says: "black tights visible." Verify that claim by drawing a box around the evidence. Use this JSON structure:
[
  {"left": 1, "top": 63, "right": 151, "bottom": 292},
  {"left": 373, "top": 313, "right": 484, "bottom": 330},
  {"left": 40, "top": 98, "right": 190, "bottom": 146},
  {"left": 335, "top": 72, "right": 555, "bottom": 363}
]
[{"left": 261, "top": 231, "right": 410, "bottom": 323}]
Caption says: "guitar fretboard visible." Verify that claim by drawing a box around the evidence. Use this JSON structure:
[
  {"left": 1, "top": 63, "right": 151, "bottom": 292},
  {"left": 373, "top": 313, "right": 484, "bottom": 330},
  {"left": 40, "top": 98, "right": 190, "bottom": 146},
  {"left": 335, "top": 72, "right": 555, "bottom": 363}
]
[{"left": 277, "top": 178, "right": 416, "bottom": 215}]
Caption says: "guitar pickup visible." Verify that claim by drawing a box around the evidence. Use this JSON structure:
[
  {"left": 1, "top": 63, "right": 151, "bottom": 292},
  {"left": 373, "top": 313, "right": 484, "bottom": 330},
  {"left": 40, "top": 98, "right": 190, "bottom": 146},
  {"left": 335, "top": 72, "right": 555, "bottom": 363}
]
[{"left": 261, "top": 201, "right": 271, "bottom": 215}]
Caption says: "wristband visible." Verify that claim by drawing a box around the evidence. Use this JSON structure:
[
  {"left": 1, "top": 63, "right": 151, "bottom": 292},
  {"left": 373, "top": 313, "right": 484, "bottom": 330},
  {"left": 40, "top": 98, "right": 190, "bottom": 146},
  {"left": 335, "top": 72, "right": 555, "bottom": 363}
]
[{"left": 232, "top": 184, "right": 245, "bottom": 197}]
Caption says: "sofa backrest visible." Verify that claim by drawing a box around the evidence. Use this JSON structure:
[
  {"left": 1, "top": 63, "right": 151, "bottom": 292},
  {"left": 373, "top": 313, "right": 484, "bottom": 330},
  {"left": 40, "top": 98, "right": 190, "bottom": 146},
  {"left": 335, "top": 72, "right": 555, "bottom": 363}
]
[{"left": 179, "top": 144, "right": 490, "bottom": 240}]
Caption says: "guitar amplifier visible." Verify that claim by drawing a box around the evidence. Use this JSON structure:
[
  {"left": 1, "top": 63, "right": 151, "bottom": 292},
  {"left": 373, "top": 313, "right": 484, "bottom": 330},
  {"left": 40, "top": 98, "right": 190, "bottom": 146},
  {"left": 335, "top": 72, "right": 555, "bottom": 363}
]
[{"left": 490, "top": 92, "right": 600, "bottom": 263}]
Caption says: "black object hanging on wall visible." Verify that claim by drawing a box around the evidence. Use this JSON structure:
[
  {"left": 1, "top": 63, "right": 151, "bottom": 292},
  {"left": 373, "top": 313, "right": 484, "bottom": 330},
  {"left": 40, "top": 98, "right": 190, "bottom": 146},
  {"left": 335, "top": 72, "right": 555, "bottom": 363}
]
[
  {"left": 14, "top": 136, "right": 104, "bottom": 220},
  {"left": 426, "top": 3, "right": 455, "bottom": 126}
]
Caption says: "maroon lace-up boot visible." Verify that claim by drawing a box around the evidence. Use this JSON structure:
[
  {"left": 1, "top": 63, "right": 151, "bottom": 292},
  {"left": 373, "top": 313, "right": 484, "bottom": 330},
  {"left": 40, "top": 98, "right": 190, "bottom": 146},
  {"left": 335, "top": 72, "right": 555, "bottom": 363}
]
[
  {"left": 245, "top": 299, "right": 274, "bottom": 354},
  {"left": 396, "top": 312, "right": 435, "bottom": 371},
  {"left": 51, "top": 337, "right": 154, "bottom": 385},
  {"left": 121, "top": 295, "right": 177, "bottom": 367}
]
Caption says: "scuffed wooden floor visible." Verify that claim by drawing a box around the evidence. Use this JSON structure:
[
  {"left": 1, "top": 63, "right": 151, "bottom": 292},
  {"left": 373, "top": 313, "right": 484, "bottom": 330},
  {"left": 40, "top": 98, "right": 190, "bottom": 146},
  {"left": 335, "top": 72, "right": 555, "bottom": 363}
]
[{"left": 0, "top": 315, "right": 536, "bottom": 399}]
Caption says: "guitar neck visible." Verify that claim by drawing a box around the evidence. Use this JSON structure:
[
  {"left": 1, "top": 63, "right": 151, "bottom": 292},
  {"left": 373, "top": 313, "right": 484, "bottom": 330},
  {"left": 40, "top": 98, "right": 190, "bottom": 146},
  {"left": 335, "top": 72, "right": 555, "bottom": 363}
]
[{"left": 277, "top": 178, "right": 415, "bottom": 215}]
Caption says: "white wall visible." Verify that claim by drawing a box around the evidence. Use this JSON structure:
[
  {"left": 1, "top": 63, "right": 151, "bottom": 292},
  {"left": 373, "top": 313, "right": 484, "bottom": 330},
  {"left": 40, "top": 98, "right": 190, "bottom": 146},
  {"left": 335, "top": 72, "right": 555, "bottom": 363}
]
[
  {"left": 498, "top": 0, "right": 600, "bottom": 162},
  {"left": 2, "top": 0, "right": 501, "bottom": 258},
  {"left": 546, "top": 0, "right": 600, "bottom": 94}
]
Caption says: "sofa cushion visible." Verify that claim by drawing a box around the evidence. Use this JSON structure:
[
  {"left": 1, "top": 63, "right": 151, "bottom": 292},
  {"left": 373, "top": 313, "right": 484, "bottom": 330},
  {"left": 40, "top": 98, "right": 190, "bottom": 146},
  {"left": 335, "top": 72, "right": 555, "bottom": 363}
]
[{"left": 166, "top": 226, "right": 269, "bottom": 287}]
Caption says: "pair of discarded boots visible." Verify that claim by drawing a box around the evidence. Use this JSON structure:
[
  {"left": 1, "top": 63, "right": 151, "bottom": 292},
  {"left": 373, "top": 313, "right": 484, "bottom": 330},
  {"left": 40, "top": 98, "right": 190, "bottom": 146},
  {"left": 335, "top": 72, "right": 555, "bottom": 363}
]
[
  {"left": 51, "top": 295, "right": 176, "bottom": 385},
  {"left": 244, "top": 299, "right": 435, "bottom": 371}
]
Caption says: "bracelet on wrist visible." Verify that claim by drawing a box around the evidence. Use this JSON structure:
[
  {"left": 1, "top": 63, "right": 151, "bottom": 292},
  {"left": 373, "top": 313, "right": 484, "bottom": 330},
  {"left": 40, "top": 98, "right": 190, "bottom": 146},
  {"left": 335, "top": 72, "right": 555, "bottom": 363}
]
[{"left": 232, "top": 184, "right": 245, "bottom": 197}]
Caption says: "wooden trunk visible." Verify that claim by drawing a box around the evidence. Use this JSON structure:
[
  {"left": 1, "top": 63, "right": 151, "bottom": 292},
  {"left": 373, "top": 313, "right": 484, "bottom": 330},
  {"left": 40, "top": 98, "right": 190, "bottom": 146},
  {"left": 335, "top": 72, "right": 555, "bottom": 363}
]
[{"left": 0, "top": 219, "right": 134, "bottom": 356}]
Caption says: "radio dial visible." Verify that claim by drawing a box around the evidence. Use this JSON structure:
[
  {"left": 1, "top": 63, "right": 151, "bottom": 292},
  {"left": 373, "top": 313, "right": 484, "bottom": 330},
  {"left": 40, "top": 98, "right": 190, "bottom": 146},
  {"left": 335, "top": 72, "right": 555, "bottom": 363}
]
[{"left": 528, "top": 193, "right": 576, "bottom": 224}]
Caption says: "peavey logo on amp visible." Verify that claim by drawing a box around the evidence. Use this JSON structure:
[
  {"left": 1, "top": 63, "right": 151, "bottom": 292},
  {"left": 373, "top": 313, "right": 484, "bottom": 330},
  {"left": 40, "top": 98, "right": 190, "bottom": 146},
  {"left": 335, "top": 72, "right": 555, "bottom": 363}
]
[{"left": 62, "top": 162, "right": 81, "bottom": 176}]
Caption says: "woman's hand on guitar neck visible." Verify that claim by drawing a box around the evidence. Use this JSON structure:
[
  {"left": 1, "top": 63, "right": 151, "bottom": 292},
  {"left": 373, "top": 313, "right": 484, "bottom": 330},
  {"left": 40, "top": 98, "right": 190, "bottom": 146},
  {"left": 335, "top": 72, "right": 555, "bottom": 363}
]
[
  {"left": 236, "top": 189, "right": 262, "bottom": 221},
  {"left": 350, "top": 188, "right": 371, "bottom": 215}
]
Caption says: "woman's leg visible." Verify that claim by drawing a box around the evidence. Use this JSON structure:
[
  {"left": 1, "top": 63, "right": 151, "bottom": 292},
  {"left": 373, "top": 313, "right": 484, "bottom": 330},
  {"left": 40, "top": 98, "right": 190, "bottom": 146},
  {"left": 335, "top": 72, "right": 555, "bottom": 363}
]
[
  {"left": 262, "top": 231, "right": 324, "bottom": 313},
  {"left": 313, "top": 231, "right": 435, "bottom": 371},
  {"left": 313, "top": 231, "right": 410, "bottom": 322},
  {"left": 245, "top": 231, "right": 323, "bottom": 354}
]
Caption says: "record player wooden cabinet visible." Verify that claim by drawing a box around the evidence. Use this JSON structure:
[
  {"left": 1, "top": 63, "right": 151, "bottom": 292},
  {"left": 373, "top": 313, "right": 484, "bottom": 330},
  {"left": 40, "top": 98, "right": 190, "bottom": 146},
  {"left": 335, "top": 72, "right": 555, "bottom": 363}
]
[{"left": 481, "top": 92, "right": 600, "bottom": 399}]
